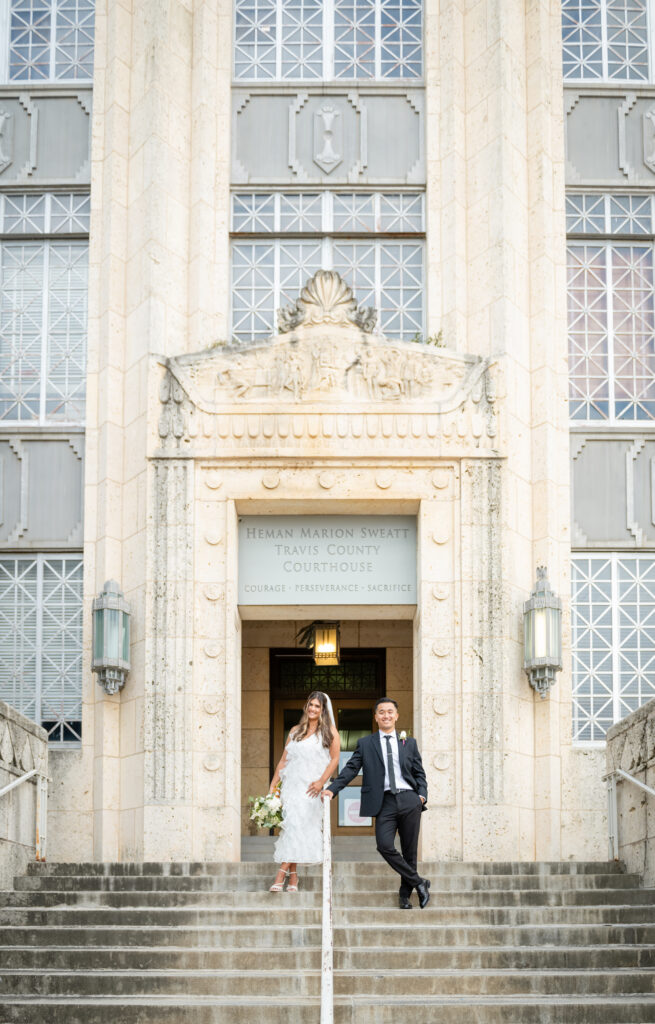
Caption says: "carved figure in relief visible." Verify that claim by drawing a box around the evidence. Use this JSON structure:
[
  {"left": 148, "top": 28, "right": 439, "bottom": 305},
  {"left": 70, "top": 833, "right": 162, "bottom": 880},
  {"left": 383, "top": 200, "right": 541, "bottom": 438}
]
[
  {"left": 282, "top": 352, "right": 305, "bottom": 400},
  {"left": 311, "top": 344, "right": 340, "bottom": 391}
]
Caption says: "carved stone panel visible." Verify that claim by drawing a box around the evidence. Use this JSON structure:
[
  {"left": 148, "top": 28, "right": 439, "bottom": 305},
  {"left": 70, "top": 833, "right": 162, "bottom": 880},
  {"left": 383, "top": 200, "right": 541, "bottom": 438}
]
[
  {"left": 565, "top": 88, "right": 655, "bottom": 186},
  {"left": 572, "top": 434, "right": 655, "bottom": 547},
  {"left": 233, "top": 88, "right": 424, "bottom": 185},
  {"left": 156, "top": 272, "right": 500, "bottom": 458},
  {"left": 0, "top": 89, "right": 91, "bottom": 186},
  {"left": 0, "top": 435, "right": 84, "bottom": 548}
]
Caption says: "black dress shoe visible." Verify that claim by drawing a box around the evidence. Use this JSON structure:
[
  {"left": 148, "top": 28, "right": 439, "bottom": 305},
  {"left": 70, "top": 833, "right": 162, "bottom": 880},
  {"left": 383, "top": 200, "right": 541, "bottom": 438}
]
[
  {"left": 416, "top": 879, "right": 431, "bottom": 909},
  {"left": 398, "top": 895, "right": 412, "bottom": 909}
]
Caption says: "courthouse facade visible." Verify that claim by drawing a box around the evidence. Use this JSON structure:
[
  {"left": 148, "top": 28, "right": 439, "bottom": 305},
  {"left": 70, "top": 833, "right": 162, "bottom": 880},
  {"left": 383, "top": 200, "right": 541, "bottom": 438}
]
[{"left": 0, "top": 0, "right": 654, "bottom": 863}]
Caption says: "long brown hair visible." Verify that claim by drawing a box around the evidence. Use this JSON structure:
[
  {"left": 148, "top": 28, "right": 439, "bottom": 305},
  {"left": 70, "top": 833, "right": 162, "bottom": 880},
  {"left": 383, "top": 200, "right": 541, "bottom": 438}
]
[{"left": 292, "top": 691, "right": 334, "bottom": 749}]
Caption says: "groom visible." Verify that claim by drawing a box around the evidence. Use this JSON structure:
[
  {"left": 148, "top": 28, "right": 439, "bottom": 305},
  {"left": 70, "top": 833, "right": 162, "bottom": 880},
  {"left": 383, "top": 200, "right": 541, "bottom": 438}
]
[{"left": 322, "top": 697, "right": 430, "bottom": 909}]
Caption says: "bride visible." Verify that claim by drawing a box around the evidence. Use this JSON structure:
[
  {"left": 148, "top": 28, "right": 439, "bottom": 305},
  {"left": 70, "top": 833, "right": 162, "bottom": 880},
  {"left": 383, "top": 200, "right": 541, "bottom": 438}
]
[{"left": 267, "top": 691, "right": 340, "bottom": 892}]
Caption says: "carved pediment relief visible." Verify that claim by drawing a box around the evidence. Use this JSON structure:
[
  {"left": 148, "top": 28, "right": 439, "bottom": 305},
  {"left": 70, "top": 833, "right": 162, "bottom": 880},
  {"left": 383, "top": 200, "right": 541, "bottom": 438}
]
[{"left": 157, "top": 271, "right": 500, "bottom": 454}]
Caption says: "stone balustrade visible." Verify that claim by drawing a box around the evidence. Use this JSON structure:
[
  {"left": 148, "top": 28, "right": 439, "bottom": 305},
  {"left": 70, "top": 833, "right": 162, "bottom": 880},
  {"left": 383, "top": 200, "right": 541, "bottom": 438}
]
[
  {"left": 606, "top": 698, "right": 655, "bottom": 886},
  {"left": 0, "top": 700, "right": 48, "bottom": 889}
]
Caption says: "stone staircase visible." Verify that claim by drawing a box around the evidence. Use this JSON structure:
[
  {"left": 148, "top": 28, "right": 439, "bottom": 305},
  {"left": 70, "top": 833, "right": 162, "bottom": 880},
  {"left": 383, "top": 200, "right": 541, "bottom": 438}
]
[{"left": 0, "top": 860, "right": 654, "bottom": 1022}]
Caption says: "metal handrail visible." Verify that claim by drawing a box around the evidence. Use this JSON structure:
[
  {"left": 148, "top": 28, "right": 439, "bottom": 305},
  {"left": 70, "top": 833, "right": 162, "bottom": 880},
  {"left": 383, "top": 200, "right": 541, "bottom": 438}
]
[
  {"left": 321, "top": 793, "right": 333, "bottom": 1024},
  {"left": 0, "top": 768, "right": 48, "bottom": 862},
  {"left": 602, "top": 767, "right": 655, "bottom": 861}
]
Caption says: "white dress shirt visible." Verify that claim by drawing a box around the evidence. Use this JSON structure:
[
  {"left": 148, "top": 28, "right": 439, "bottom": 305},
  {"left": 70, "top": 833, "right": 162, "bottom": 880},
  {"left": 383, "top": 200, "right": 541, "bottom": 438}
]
[{"left": 379, "top": 730, "right": 412, "bottom": 792}]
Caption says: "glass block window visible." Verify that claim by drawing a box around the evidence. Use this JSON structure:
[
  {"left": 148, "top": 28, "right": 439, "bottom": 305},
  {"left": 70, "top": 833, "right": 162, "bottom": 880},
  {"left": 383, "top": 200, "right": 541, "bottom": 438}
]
[
  {"left": 234, "top": 0, "right": 422, "bottom": 80},
  {"left": 8, "top": 0, "right": 95, "bottom": 81},
  {"left": 562, "top": 0, "right": 650, "bottom": 81},
  {"left": 571, "top": 555, "right": 655, "bottom": 742},
  {"left": 232, "top": 191, "right": 425, "bottom": 233},
  {"left": 0, "top": 193, "right": 91, "bottom": 235},
  {"left": 231, "top": 238, "right": 424, "bottom": 341},
  {"left": 566, "top": 193, "right": 653, "bottom": 236},
  {"left": 0, "top": 194, "right": 89, "bottom": 424},
  {"left": 568, "top": 242, "right": 655, "bottom": 421},
  {"left": 0, "top": 555, "right": 83, "bottom": 744}
]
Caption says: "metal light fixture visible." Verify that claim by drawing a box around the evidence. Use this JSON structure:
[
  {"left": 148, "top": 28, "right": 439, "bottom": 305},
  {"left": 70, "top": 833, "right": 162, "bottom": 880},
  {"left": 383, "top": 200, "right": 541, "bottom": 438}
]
[
  {"left": 297, "top": 621, "right": 341, "bottom": 666},
  {"left": 92, "top": 580, "right": 131, "bottom": 695},
  {"left": 523, "top": 566, "right": 562, "bottom": 699}
]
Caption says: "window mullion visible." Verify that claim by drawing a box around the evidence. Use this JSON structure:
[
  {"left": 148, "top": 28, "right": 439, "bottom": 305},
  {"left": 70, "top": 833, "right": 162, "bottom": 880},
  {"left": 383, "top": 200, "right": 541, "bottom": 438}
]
[
  {"left": 35, "top": 555, "right": 44, "bottom": 735},
  {"left": 323, "top": 236, "right": 332, "bottom": 269},
  {"left": 40, "top": 242, "right": 50, "bottom": 425},
  {"left": 601, "top": 0, "right": 609, "bottom": 80},
  {"left": 611, "top": 554, "right": 621, "bottom": 727},
  {"left": 606, "top": 244, "right": 616, "bottom": 423},
  {"left": 273, "top": 238, "right": 281, "bottom": 320},
  {"left": 324, "top": 0, "right": 335, "bottom": 79},
  {"left": 375, "top": 0, "right": 382, "bottom": 80},
  {"left": 50, "top": 0, "right": 57, "bottom": 80},
  {"left": 276, "top": 0, "right": 283, "bottom": 80},
  {"left": 374, "top": 240, "right": 382, "bottom": 330}
]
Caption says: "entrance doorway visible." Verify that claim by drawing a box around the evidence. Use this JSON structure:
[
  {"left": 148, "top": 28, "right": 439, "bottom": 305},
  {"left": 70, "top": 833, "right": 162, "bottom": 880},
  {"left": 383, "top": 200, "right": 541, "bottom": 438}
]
[{"left": 270, "top": 648, "right": 385, "bottom": 836}]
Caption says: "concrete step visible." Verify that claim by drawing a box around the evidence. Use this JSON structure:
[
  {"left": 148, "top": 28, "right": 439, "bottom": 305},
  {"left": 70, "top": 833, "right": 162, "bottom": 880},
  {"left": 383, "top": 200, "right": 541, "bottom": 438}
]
[
  {"left": 1, "top": 904, "right": 654, "bottom": 927},
  {"left": 3, "top": 886, "right": 653, "bottom": 908},
  {"left": 4, "top": 859, "right": 653, "bottom": 1022},
  {"left": 14, "top": 871, "right": 643, "bottom": 892},
  {"left": 3, "top": 922, "right": 655, "bottom": 947},
  {"left": 2, "top": 995, "right": 655, "bottom": 1023},
  {"left": 2, "top": 967, "right": 655, "bottom": 998},
  {"left": 3, "top": 943, "right": 655, "bottom": 972},
  {"left": 24, "top": 859, "right": 627, "bottom": 876}
]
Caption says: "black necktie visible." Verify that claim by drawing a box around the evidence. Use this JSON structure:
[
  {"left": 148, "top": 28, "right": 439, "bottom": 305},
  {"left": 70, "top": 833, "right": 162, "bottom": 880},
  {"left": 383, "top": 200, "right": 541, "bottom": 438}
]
[{"left": 385, "top": 735, "right": 397, "bottom": 794}]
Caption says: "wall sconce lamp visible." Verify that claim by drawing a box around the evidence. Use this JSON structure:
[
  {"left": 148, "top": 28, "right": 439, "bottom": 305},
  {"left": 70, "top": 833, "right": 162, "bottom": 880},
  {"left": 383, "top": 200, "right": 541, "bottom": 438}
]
[
  {"left": 523, "top": 566, "right": 562, "bottom": 699},
  {"left": 297, "top": 621, "right": 341, "bottom": 666},
  {"left": 92, "top": 580, "right": 131, "bottom": 695}
]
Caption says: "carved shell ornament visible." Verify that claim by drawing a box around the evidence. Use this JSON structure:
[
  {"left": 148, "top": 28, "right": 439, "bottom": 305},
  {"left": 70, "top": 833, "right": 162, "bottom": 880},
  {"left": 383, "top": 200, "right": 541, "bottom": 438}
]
[{"left": 277, "top": 269, "right": 377, "bottom": 334}]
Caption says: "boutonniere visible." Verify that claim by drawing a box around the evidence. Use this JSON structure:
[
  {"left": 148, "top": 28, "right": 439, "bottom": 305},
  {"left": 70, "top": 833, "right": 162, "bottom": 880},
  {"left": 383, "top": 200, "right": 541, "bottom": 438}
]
[{"left": 399, "top": 731, "right": 407, "bottom": 745}]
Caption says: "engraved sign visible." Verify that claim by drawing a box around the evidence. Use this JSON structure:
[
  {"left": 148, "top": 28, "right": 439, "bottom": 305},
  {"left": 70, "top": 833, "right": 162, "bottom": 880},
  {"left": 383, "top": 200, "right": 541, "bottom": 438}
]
[
  {"left": 238, "top": 515, "right": 417, "bottom": 604},
  {"left": 313, "top": 103, "right": 343, "bottom": 173}
]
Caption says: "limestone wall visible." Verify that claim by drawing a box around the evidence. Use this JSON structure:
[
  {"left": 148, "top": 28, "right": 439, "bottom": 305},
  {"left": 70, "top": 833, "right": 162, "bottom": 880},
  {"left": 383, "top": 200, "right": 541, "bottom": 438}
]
[
  {"left": 0, "top": 701, "right": 48, "bottom": 889},
  {"left": 606, "top": 699, "right": 655, "bottom": 885}
]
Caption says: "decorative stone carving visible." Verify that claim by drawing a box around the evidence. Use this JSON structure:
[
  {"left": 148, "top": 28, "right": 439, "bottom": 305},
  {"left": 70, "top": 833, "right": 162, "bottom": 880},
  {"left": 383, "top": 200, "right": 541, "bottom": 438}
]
[
  {"left": 146, "top": 460, "right": 194, "bottom": 803},
  {"left": 262, "top": 470, "right": 280, "bottom": 489},
  {"left": 463, "top": 460, "right": 504, "bottom": 805},
  {"left": 313, "top": 104, "right": 342, "bottom": 173},
  {"left": 155, "top": 275, "right": 500, "bottom": 457},
  {"left": 0, "top": 110, "right": 13, "bottom": 174},
  {"left": 277, "top": 270, "right": 376, "bottom": 334}
]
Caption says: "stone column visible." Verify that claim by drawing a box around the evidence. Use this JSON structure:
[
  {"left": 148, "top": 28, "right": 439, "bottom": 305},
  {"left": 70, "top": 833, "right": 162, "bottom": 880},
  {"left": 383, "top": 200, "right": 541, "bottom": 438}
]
[
  {"left": 525, "top": 0, "right": 570, "bottom": 861},
  {"left": 192, "top": 484, "right": 241, "bottom": 861},
  {"left": 416, "top": 468, "right": 462, "bottom": 859},
  {"left": 86, "top": 0, "right": 233, "bottom": 859}
]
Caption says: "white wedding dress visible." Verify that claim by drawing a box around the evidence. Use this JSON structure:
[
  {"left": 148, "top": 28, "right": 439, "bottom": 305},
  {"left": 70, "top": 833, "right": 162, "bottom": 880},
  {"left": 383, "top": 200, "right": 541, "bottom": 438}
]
[{"left": 274, "top": 732, "right": 331, "bottom": 865}]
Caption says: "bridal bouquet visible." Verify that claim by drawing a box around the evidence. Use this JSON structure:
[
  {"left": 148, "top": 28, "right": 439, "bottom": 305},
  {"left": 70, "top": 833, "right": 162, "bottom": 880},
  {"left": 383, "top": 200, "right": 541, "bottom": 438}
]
[{"left": 249, "top": 791, "right": 283, "bottom": 829}]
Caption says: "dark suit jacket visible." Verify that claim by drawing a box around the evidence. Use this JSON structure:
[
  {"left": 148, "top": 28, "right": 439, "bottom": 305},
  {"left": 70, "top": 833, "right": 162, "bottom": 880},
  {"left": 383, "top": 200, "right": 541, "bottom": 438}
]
[{"left": 327, "top": 732, "right": 428, "bottom": 818}]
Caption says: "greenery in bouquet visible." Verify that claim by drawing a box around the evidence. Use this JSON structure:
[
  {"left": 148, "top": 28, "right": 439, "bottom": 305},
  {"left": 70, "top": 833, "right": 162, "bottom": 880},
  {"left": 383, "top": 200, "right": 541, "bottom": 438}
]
[{"left": 249, "top": 790, "right": 283, "bottom": 829}]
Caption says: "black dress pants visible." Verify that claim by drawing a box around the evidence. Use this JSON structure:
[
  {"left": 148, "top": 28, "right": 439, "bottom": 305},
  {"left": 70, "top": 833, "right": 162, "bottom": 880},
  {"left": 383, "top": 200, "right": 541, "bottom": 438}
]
[{"left": 374, "top": 790, "right": 423, "bottom": 897}]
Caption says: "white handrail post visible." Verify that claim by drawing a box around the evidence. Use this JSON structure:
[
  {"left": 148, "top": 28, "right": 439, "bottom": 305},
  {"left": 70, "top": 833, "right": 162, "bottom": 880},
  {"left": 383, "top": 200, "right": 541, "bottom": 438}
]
[
  {"left": 321, "top": 793, "right": 333, "bottom": 1024},
  {"left": 36, "top": 772, "right": 47, "bottom": 862},
  {"left": 607, "top": 772, "right": 619, "bottom": 861}
]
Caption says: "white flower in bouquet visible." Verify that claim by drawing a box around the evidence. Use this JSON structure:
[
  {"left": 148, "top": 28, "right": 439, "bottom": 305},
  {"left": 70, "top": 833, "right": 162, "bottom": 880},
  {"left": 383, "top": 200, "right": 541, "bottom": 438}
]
[{"left": 248, "top": 791, "right": 284, "bottom": 829}]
